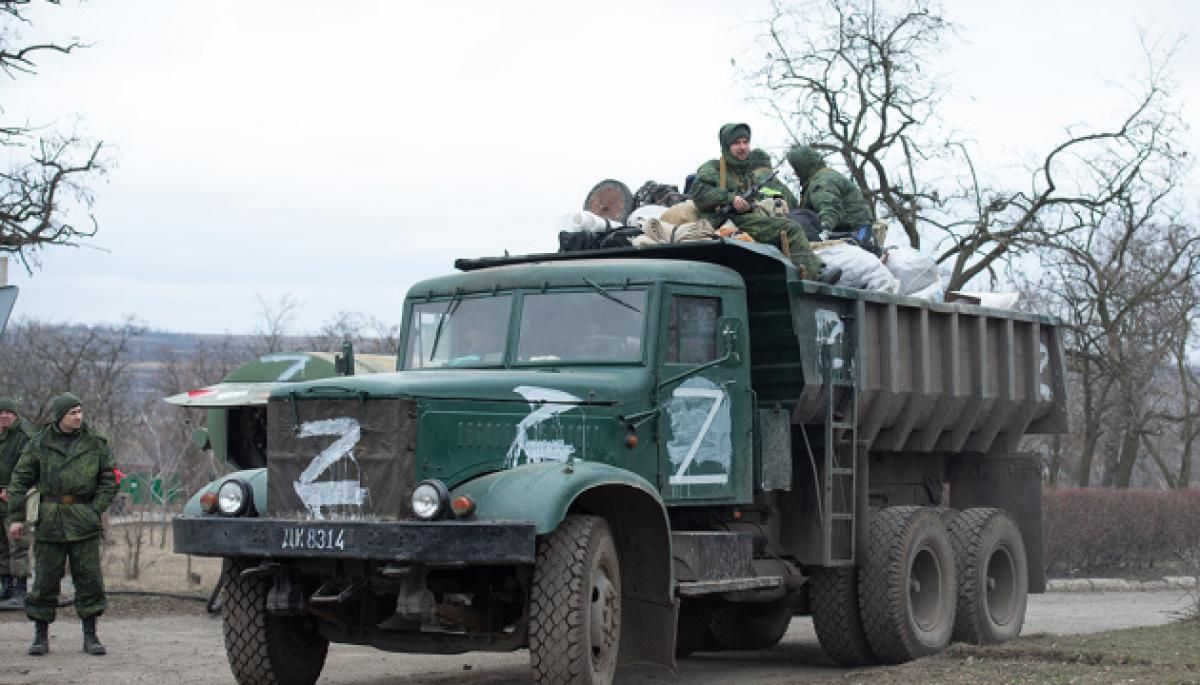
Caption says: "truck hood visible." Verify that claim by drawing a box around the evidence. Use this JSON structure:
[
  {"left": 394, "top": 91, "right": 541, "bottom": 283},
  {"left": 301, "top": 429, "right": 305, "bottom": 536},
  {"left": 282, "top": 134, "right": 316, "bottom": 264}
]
[{"left": 274, "top": 367, "right": 651, "bottom": 407}]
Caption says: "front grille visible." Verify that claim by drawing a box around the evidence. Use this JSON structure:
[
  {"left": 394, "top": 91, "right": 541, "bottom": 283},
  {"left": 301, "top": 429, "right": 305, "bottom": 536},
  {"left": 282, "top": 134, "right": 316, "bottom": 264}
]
[{"left": 266, "top": 397, "right": 417, "bottom": 520}]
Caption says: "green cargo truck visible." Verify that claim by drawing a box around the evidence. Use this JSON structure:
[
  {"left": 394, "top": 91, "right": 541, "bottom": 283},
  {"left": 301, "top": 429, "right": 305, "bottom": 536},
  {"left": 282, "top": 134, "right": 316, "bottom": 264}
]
[{"left": 173, "top": 240, "right": 1067, "bottom": 685}]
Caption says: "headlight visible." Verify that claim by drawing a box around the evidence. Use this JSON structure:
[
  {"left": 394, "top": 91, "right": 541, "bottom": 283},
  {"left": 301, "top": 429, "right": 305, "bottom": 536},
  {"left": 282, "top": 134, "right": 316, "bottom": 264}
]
[
  {"left": 217, "top": 479, "right": 252, "bottom": 516},
  {"left": 410, "top": 479, "right": 449, "bottom": 520}
]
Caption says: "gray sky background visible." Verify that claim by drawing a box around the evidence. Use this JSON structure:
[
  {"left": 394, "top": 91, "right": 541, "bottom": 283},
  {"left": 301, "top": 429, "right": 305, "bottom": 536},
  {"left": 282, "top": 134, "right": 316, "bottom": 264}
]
[{"left": 6, "top": 0, "right": 1198, "bottom": 334}]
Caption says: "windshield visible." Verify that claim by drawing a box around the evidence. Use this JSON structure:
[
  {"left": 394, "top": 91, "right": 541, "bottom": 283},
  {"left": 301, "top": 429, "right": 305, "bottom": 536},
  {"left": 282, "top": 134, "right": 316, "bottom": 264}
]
[
  {"left": 516, "top": 289, "right": 646, "bottom": 364},
  {"left": 403, "top": 295, "right": 513, "bottom": 369}
]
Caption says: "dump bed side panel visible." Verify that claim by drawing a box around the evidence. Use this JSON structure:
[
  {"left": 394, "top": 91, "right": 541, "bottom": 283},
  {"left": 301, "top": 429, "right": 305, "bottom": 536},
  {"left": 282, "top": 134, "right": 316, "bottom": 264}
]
[{"left": 787, "top": 282, "right": 1068, "bottom": 454}]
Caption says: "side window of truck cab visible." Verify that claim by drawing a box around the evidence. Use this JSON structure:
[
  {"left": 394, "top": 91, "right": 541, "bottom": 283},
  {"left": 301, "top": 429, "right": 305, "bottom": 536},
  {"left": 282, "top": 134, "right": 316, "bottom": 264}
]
[{"left": 667, "top": 295, "right": 721, "bottom": 364}]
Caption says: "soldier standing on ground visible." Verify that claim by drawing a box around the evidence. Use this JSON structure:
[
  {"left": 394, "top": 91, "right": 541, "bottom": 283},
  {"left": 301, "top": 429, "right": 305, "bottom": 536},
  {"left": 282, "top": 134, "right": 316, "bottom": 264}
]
[
  {"left": 0, "top": 396, "right": 33, "bottom": 608},
  {"left": 6, "top": 392, "right": 117, "bottom": 656},
  {"left": 691, "top": 123, "right": 831, "bottom": 280}
]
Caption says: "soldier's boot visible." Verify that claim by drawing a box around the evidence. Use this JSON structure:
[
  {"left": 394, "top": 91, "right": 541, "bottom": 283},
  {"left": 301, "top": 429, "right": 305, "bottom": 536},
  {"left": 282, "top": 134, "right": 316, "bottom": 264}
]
[
  {"left": 82, "top": 616, "right": 106, "bottom": 655},
  {"left": 1, "top": 576, "right": 27, "bottom": 608},
  {"left": 28, "top": 620, "right": 48, "bottom": 656},
  {"left": 0, "top": 575, "right": 12, "bottom": 601}
]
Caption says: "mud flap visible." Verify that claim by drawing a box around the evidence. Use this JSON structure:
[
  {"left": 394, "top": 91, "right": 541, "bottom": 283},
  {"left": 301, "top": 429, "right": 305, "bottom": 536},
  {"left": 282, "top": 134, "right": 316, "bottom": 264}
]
[{"left": 618, "top": 596, "right": 678, "bottom": 671}]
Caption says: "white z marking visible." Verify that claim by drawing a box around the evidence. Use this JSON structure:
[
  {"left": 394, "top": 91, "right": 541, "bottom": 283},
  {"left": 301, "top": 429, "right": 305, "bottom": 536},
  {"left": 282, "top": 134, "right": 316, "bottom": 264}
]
[
  {"left": 260, "top": 354, "right": 310, "bottom": 381},
  {"left": 668, "top": 387, "right": 728, "bottom": 486},
  {"left": 293, "top": 417, "right": 367, "bottom": 520}
]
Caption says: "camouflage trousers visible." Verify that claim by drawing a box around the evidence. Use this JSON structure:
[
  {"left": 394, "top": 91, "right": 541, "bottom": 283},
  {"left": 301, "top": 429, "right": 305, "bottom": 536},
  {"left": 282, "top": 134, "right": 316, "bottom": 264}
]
[
  {"left": 733, "top": 214, "right": 826, "bottom": 279},
  {"left": 25, "top": 536, "right": 106, "bottom": 623},
  {"left": 0, "top": 525, "right": 30, "bottom": 578}
]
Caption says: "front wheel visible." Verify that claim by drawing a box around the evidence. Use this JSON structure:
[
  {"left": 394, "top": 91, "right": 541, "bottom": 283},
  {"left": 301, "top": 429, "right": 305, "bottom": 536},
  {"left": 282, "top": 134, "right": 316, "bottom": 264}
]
[
  {"left": 948, "top": 508, "right": 1028, "bottom": 644},
  {"left": 530, "top": 515, "right": 622, "bottom": 685},
  {"left": 222, "top": 559, "right": 328, "bottom": 685}
]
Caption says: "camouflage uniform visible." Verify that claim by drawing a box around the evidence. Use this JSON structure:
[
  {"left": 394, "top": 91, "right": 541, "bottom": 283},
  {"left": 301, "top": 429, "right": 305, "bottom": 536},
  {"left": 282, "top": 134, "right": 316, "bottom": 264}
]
[
  {"left": 0, "top": 409, "right": 34, "bottom": 589},
  {"left": 6, "top": 398, "right": 117, "bottom": 626},
  {"left": 692, "top": 123, "right": 825, "bottom": 278},
  {"left": 787, "top": 145, "right": 873, "bottom": 234}
]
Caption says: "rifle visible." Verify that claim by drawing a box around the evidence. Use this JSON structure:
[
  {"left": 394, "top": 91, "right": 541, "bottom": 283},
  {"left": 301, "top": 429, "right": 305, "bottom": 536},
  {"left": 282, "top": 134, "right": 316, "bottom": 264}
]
[{"left": 711, "top": 167, "right": 783, "bottom": 228}]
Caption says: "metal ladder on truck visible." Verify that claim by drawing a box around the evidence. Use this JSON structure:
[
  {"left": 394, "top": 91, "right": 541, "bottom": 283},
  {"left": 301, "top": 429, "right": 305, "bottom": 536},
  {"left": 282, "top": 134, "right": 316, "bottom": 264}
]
[{"left": 819, "top": 308, "right": 859, "bottom": 567}]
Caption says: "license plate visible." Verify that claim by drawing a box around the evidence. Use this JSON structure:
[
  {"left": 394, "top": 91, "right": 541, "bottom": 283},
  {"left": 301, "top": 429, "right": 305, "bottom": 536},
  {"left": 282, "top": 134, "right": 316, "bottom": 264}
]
[{"left": 280, "top": 526, "right": 349, "bottom": 552}]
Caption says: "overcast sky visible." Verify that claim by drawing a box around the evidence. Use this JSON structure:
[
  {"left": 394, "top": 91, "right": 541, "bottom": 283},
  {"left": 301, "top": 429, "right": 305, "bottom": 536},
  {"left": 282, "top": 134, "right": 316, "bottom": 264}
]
[{"left": 5, "top": 0, "right": 1198, "bottom": 335}]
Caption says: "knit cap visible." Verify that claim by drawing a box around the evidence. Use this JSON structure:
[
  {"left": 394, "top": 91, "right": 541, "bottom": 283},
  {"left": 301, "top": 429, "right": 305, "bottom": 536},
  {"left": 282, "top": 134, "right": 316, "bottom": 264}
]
[{"left": 49, "top": 392, "right": 82, "bottom": 424}]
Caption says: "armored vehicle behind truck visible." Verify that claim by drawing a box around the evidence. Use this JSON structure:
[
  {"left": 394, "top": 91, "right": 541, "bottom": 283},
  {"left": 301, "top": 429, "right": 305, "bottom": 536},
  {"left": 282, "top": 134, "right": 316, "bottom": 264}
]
[{"left": 174, "top": 240, "right": 1066, "bottom": 685}]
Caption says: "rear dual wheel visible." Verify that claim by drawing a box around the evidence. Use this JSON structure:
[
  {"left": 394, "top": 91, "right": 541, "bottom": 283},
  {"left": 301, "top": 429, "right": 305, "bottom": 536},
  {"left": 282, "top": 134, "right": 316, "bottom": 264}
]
[{"left": 948, "top": 508, "right": 1028, "bottom": 644}]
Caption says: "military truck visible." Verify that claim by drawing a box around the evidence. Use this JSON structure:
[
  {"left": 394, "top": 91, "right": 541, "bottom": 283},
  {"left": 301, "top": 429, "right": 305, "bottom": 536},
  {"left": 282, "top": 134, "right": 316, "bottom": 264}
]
[{"left": 173, "top": 240, "right": 1066, "bottom": 685}]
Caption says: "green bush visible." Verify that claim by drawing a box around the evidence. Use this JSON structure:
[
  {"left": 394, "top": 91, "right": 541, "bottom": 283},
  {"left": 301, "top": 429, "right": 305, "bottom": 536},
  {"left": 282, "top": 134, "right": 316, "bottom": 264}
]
[{"left": 1042, "top": 488, "right": 1200, "bottom": 576}]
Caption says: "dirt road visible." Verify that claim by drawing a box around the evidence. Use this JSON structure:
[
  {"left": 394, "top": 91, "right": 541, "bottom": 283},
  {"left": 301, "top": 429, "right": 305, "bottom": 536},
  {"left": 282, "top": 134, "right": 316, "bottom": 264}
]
[{"left": 0, "top": 590, "right": 1190, "bottom": 685}]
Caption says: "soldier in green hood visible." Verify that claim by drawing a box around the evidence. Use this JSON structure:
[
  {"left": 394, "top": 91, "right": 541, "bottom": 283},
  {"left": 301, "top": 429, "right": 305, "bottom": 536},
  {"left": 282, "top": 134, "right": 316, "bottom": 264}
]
[
  {"left": 692, "top": 123, "right": 828, "bottom": 280},
  {"left": 0, "top": 396, "right": 33, "bottom": 608},
  {"left": 6, "top": 393, "right": 117, "bottom": 656},
  {"left": 787, "top": 145, "right": 874, "bottom": 239}
]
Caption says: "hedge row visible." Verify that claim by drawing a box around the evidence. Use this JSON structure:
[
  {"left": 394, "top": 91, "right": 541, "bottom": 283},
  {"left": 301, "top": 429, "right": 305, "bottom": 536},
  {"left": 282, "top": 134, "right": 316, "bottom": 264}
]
[{"left": 1042, "top": 488, "right": 1200, "bottom": 576}]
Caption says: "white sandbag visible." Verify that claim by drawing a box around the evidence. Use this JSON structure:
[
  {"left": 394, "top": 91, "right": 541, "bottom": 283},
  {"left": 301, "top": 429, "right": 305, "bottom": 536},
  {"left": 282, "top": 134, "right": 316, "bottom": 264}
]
[
  {"left": 883, "top": 246, "right": 942, "bottom": 297},
  {"left": 955, "top": 291, "right": 1020, "bottom": 309},
  {"left": 908, "top": 281, "right": 944, "bottom": 302},
  {"left": 816, "top": 242, "right": 900, "bottom": 293},
  {"left": 571, "top": 210, "right": 623, "bottom": 233},
  {"left": 626, "top": 204, "right": 667, "bottom": 229}
]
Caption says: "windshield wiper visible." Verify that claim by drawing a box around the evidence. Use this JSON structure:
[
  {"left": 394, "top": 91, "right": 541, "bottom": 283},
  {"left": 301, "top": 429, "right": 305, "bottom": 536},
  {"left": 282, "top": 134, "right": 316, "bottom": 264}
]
[
  {"left": 428, "top": 291, "right": 463, "bottom": 361},
  {"left": 584, "top": 278, "right": 640, "bottom": 313}
]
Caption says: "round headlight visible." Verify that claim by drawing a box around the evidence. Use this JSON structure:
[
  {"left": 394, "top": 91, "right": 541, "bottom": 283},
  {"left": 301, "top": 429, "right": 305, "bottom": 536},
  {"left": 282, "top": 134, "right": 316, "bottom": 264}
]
[
  {"left": 410, "top": 480, "right": 449, "bottom": 520},
  {"left": 217, "top": 479, "right": 251, "bottom": 516}
]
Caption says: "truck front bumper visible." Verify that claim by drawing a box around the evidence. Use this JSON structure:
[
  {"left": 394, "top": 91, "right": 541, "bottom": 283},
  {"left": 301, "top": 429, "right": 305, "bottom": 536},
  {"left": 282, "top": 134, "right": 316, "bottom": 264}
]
[{"left": 172, "top": 516, "right": 537, "bottom": 564}]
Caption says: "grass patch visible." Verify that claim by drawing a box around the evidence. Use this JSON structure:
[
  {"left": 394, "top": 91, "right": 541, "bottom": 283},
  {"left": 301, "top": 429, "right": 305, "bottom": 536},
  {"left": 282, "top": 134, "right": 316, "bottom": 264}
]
[{"left": 836, "top": 622, "right": 1200, "bottom": 685}]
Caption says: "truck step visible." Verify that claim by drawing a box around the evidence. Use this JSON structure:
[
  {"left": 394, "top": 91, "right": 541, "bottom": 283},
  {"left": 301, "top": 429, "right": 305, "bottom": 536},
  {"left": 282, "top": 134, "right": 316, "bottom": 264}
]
[
  {"left": 830, "top": 467, "right": 854, "bottom": 476},
  {"left": 676, "top": 576, "right": 784, "bottom": 597}
]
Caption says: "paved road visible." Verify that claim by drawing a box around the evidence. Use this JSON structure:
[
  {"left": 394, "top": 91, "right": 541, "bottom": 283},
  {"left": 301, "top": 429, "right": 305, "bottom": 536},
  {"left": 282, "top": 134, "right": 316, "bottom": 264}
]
[{"left": 0, "top": 590, "right": 1190, "bottom": 685}]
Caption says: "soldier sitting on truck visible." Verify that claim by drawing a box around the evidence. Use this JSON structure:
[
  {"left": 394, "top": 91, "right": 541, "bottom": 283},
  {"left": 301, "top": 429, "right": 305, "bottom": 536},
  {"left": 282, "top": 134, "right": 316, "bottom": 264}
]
[
  {"left": 692, "top": 123, "right": 835, "bottom": 282},
  {"left": 787, "top": 144, "right": 876, "bottom": 251}
]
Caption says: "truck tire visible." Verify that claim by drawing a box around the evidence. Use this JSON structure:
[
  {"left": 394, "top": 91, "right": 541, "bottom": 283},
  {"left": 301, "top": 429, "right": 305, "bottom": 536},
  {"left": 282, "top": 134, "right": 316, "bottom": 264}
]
[
  {"left": 530, "top": 515, "right": 621, "bottom": 685},
  {"left": 221, "top": 559, "right": 328, "bottom": 685},
  {"left": 708, "top": 597, "right": 793, "bottom": 651},
  {"left": 810, "top": 567, "right": 877, "bottom": 666},
  {"left": 948, "top": 508, "right": 1028, "bottom": 644},
  {"left": 858, "top": 506, "right": 956, "bottom": 664}
]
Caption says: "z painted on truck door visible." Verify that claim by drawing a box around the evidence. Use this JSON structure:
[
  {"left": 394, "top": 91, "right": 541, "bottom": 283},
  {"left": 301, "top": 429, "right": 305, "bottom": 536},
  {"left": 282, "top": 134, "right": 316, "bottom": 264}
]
[{"left": 657, "top": 288, "right": 752, "bottom": 504}]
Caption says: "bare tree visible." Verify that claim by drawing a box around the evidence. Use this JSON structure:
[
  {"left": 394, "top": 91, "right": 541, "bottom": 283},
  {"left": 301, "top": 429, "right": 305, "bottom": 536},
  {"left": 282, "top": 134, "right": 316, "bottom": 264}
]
[
  {"left": 306, "top": 310, "right": 400, "bottom": 356},
  {"left": 248, "top": 292, "right": 301, "bottom": 356},
  {"left": 751, "top": 0, "right": 1185, "bottom": 291},
  {"left": 1028, "top": 182, "right": 1199, "bottom": 487},
  {"left": 1, "top": 0, "right": 107, "bottom": 269},
  {"left": 0, "top": 317, "right": 144, "bottom": 451}
]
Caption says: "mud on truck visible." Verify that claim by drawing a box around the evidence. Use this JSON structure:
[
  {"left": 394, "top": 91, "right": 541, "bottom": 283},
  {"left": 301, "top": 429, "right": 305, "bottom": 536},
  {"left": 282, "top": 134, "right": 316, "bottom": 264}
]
[{"left": 172, "top": 240, "right": 1067, "bottom": 685}]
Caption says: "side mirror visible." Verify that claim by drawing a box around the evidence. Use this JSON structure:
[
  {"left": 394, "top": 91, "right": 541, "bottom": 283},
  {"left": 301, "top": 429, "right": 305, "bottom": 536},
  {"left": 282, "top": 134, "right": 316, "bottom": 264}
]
[
  {"left": 191, "top": 426, "right": 211, "bottom": 451},
  {"left": 718, "top": 316, "right": 742, "bottom": 365}
]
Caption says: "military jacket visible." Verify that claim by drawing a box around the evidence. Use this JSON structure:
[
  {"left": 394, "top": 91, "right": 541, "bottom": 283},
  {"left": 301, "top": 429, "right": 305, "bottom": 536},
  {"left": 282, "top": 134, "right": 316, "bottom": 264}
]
[
  {"left": 802, "top": 168, "right": 873, "bottom": 232},
  {"left": 0, "top": 419, "right": 33, "bottom": 486},
  {"left": 6, "top": 423, "right": 117, "bottom": 542},
  {"left": 692, "top": 150, "right": 799, "bottom": 222}
]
